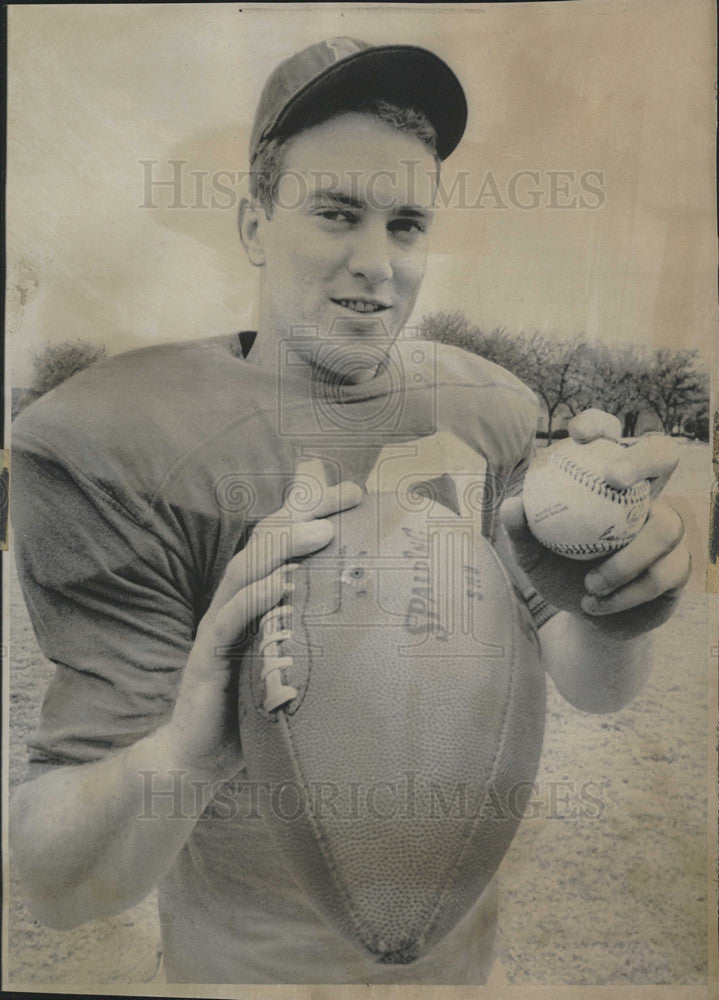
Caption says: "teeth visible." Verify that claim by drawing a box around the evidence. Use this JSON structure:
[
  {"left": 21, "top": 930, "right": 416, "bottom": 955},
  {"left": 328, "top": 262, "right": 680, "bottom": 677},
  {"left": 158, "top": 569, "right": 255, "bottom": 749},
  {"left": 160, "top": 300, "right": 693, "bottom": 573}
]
[{"left": 337, "top": 299, "right": 383, "bottom": 313}]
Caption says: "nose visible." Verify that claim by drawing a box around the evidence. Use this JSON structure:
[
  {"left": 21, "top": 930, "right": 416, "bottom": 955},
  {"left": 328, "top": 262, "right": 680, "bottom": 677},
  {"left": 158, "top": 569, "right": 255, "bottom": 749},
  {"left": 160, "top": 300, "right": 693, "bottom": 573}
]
[{"left": 347, "top": 219, "right": 393, "bottom": 286}]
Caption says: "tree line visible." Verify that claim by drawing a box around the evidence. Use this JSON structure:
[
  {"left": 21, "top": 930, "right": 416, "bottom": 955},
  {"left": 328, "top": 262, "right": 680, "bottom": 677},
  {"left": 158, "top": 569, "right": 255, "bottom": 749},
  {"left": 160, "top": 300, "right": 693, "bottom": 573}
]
[
  {"left": 13, "top": 341, "right": 108, "bottom": 418},
  {"left": 419, "top": 310, "right": 710, "bottom": 443},
  {"left": 14, "top": 328, "right": 711, "bottom": 447}
]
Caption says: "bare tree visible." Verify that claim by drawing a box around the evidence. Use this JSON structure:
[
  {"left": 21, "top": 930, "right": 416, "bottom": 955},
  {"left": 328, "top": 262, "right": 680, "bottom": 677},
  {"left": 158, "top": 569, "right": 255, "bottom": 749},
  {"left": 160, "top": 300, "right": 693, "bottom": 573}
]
[
  {"left": 569, "top": 342, "right": 647, "bottom": 435},
  {"left": 476, "top": 327, "right": 532, "bottom": 380},
  {"left": 418, "top": 314, "right": 710, "bottom": 444},
  {"left": 515, "top": 333, "right": 585, "bottom": 444},
  {"left": 419, "top": 312, "right": 536, "bottom": 385},
  {"left": 639, "top": 349, "right": 709, "bottom": 435},
  {"left": 418, "top": 310, "right": 482, "bottom": 354},
  {"left": 17, "top": 340, "right": 108, "bottom": 414}
]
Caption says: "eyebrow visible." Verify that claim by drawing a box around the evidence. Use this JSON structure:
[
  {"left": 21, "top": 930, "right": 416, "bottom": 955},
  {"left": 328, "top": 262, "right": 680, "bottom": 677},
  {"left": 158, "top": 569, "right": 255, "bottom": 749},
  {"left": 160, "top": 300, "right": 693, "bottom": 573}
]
[{"left": 308, "top": 189, "right": 434, "bottom": 220}]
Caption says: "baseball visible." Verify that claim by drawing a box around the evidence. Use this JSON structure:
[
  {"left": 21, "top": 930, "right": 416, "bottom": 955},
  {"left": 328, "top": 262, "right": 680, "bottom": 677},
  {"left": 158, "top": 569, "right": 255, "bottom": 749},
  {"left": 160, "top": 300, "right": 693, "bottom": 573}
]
[{"left": 522, "top": 438, "right": 651, "bottom": 561}]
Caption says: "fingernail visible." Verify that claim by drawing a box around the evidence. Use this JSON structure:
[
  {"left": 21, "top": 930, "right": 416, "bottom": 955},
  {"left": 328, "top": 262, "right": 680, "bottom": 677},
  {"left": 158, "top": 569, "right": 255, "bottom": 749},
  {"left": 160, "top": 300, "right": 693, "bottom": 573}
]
[
  {"left": 585, "top": 571, "right": 606, "bottom": 595},
  {"left": 581, "top": 595, "right": 600, "bottom": 615}
]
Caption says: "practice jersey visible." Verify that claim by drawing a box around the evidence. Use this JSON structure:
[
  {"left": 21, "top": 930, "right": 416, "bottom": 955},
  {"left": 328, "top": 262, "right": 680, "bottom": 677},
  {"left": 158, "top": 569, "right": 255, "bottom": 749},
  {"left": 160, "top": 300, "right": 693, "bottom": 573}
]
[{"left": 11, "top": 330, "right": 543, "bottom": 983}]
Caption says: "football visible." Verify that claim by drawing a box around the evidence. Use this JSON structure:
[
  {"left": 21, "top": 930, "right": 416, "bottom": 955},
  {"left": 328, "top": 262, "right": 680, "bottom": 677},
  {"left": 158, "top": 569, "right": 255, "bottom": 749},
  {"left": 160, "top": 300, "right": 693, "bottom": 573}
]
[{"left": 239, "top": 490, "right": 546, "bottom": 965}]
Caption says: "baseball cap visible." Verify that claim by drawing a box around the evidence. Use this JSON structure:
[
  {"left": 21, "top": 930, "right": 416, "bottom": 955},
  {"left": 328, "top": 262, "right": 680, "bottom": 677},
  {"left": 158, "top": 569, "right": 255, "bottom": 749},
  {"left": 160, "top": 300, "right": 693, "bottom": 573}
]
[{"left": 250, "top": 37, "right": 467, "bottom": 162}]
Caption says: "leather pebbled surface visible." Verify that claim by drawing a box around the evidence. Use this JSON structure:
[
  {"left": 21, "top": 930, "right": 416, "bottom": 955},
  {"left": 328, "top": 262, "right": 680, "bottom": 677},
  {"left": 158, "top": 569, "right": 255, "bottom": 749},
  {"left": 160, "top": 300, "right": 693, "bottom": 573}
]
[{"left": 239, "top": 491, "right": 546, "bottom": 965}]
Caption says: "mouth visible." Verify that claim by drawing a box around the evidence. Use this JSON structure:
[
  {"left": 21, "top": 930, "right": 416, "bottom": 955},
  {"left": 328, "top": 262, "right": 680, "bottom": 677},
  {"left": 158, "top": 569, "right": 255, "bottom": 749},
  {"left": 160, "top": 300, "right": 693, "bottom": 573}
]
[{"left": 330, "top": 298, "right": 390, "bottom": 315}]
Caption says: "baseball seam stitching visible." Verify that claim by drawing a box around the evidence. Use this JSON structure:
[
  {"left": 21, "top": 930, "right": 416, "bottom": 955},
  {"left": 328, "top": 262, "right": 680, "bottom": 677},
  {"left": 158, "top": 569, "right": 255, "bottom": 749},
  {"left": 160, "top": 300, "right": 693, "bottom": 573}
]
[
  {"left": 551, "top": 450, "right": 650, "bottom": 506},
  {"left": 543, "top": 539, "right": 625, "bottom": 556}
]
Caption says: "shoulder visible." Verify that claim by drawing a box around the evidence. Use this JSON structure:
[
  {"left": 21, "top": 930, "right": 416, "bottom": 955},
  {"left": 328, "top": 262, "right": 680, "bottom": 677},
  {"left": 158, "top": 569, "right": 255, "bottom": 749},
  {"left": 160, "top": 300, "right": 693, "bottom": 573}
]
[
  {"left": 16, "top": 334, "right": 247, "bottom": 424},
  {"left": 395, "top": 338, "right": 539, "bottom": 408},
  {"left": 394, "top": 338, "right": 540, "bottom": 444},
  {"left": 12, "top": 334, "right": 276, "bottom": 507},
  {"left": 387, "top": 339, "right": 540, "bottom": 476}
]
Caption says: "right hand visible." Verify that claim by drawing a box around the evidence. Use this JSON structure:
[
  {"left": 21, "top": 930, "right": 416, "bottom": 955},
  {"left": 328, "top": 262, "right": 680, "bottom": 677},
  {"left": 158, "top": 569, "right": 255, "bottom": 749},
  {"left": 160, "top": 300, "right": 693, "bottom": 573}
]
[{"left": 166, "top": 462, "right": 362, "bottom": 783}]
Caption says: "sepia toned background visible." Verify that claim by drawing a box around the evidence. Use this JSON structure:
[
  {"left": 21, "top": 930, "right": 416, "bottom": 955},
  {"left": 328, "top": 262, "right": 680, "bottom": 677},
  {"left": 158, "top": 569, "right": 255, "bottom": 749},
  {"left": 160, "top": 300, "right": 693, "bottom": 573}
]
[
  {"left": 4, "top": 1, "right": 717, "bottom": 996},
  {"left": 6, "top": 1, "right": 716, "bottom": 381}
]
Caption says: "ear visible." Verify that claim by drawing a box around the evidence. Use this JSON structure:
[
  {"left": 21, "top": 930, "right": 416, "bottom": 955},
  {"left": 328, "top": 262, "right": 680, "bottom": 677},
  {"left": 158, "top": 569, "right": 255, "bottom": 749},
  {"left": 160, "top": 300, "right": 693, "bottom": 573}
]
[{"left": 238, "top": 197, "right": 266, "bottom": 267}]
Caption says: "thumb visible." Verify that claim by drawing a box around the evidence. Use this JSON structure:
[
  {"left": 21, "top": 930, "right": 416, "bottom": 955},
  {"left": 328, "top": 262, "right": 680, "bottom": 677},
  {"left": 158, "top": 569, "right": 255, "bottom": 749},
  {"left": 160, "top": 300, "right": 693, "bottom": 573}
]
[{"left": 499, "top": 496, "right": 546, "bottom": 572}]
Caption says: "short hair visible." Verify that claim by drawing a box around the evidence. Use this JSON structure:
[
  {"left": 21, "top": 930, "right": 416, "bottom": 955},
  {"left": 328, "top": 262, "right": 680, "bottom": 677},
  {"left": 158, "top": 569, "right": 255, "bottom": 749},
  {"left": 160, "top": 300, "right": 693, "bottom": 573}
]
[{"left": 250, "top": 99, "right": 440, "bottom": 216}]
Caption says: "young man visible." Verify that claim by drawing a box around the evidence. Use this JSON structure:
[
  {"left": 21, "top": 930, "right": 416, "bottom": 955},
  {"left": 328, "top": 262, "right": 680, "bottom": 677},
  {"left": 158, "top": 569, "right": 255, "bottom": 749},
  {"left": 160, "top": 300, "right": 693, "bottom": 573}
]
[{"left": 10, "top": 38, "right": 690, "bottom": 984}]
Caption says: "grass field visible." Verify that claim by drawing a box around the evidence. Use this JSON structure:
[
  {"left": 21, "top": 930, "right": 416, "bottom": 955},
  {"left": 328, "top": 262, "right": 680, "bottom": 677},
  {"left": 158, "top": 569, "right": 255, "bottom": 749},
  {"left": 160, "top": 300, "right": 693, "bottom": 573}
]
[{"left": 5, "top": 442, "right": 715, "bottom": 988}]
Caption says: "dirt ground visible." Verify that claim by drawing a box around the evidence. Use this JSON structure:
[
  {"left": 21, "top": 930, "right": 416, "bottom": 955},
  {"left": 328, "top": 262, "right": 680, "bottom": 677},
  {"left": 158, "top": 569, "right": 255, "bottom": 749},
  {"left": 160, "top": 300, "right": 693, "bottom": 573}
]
[{"left": 4, "top": 442, "right": 714, "bottom": 989}]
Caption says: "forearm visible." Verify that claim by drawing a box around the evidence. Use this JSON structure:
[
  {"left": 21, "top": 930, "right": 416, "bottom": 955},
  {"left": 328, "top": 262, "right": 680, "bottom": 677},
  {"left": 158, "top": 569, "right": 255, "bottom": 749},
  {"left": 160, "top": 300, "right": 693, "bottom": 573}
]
[
  {"left": 539, "top": 609, "right": 654, "bottom": 714},
  {"left": 9, "top": 469, "right": 354, "bottom": 931},
  {"left": 9, "top": 724, "right": 220, "bottom": 929}
]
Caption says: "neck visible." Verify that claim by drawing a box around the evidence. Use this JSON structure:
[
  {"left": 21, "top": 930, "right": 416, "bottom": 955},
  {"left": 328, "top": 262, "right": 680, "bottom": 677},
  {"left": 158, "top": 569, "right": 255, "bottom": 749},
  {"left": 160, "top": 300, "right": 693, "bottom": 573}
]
[
  {"left": 246, "top": 320, "right": 388, "bottom": 387},
  {"left": 244, "top": 329, "right": 275, "bottom": 369}
]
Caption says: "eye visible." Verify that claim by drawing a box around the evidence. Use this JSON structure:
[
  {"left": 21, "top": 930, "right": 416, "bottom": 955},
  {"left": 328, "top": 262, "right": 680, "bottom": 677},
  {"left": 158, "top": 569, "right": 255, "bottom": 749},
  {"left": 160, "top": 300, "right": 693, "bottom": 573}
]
[
  {"left": 315, "top": 208, "right": 357, "bottom": 226},
  {"left": 388, "top": 217, "right": 427, "bottom": 239}
]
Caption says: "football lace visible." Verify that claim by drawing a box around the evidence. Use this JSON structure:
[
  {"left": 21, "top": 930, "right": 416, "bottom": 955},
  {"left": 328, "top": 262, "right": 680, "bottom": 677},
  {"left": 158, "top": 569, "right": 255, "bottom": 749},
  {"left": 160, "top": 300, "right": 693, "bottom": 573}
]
[{"left": 258, "top": 604, "right": 298, "bottom": 712}]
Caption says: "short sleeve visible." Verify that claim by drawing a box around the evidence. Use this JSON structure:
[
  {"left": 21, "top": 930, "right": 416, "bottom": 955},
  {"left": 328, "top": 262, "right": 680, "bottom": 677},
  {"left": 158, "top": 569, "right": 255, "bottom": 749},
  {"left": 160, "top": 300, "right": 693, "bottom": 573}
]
[
  {"left": 11, "top": 436, "right": 198, "bottom": 766},
  {"left": 503, "top": 442, "right": 535, "bottom": 501}
]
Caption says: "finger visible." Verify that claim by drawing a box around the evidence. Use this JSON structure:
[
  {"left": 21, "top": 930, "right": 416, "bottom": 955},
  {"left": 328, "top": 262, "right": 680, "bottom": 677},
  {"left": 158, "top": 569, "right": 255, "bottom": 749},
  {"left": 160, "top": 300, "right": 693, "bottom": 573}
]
[
  {"left": 212, "top": 564, "right": 293, "bottom": 652},
  {"left": 247, "top": 516, "right": 334, "bottom": 576},
  {"left": 283, "top": 460, "right": 327, "bottom": 520},
  {"left": 581, "top": 543, "right": 691, "bottom": 616},
  {"left": 284, "top": 478, "right": 363, "bottom": 522},
  {"left": 211, "top": 478, "right": 363, "bottom": 613},
  {"left": 499, "top": 496, "right": 547, "bottom": 571},
  {"left": 295, "top": 458, "right": 326, "bottom": 482},
  {"left": 211, "top": 518, "right": 333, "bottom": 610},
  {"left": 568, "top": 409, "right": 621, "bottom": 444},
  {"left": 284, "top": 460, "right": 362, "bottom": 521},
  {"left": 583, "top": 500, "right": 684, "bottom": 596},
  {"left": 602, "top": 436, "right": 679, "bottom": 497}
]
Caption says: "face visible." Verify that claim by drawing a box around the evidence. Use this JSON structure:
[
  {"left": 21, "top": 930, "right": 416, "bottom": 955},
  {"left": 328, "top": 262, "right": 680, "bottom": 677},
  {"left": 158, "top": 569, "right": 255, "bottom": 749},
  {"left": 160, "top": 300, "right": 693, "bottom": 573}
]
[{"left": 247, "top": 113, "right": 437, "bottom": 384}]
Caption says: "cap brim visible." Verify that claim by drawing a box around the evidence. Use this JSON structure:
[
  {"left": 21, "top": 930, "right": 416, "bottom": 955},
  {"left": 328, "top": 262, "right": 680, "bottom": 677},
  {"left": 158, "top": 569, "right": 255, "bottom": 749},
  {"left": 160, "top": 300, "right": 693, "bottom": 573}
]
[{"left": 272, "top": 45, "right": 467, "bottom": 161}]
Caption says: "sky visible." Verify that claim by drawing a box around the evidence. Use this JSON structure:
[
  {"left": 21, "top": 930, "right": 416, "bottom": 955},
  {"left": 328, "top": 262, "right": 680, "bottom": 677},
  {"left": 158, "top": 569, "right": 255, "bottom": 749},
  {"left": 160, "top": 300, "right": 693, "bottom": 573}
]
[{"left": 6, "top": 1, "right": 716, "bottom": 385}]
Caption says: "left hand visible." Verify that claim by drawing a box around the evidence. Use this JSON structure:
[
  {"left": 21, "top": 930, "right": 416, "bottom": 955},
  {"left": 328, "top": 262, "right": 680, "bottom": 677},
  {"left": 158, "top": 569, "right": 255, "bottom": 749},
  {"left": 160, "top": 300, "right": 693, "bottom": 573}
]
[{"left": 500, "top": 410, "right": 692, "bottom": 638}]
